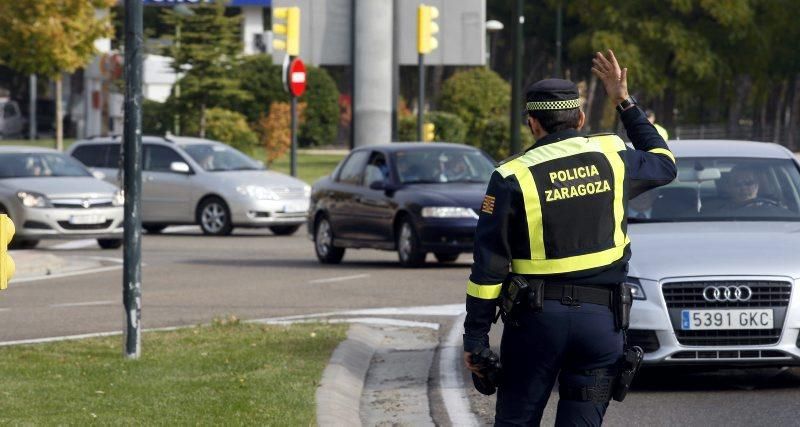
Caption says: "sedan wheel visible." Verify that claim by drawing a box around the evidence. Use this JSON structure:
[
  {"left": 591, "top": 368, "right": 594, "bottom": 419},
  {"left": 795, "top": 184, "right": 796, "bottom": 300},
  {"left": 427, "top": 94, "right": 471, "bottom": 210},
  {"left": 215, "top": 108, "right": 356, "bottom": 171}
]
[
  {"left": 314, "top": 217, "right": 345, "bottom": 264},
  {"left": 198, "top": 198, "right": 233, "bottom": 236},
  {"left": 397, "top": 219, "right": 425, "bottom": 268}
]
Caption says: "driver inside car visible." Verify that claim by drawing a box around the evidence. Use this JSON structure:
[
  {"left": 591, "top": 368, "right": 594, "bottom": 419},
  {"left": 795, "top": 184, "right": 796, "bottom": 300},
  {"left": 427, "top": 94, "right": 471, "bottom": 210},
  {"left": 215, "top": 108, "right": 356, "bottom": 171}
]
[{"left": 712, "top": 165, "right": 785, "bottom": 212}]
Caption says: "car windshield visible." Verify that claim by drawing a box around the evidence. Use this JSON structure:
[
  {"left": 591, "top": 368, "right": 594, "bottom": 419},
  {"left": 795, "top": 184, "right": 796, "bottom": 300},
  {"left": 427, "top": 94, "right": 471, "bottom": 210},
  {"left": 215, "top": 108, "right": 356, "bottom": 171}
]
[
  {"left": 0, "top": 152, "right": 92, "bottom": 178},
  {"left": 394, "top": 149, "right": 495, "bottom": 184},
  {"left": 180, "top": 144, "right": 263, "bottom": 172},
  {"left": 629, "top": 157, "right": 800, "bottom": 222}
]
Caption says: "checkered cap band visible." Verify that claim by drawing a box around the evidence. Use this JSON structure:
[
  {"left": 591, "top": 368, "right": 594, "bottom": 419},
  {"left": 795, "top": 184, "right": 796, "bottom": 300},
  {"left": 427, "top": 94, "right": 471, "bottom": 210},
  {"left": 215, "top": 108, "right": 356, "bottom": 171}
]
[{"left": 526, "top": 99, "right": 581, "bottom": 111}]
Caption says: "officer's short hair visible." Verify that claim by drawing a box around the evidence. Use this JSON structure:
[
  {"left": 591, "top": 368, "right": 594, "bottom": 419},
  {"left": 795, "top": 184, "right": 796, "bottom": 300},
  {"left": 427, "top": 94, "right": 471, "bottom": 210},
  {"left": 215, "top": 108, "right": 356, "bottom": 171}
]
[{"left": 528, "top": 108, "right": 582, "bottom": 134}]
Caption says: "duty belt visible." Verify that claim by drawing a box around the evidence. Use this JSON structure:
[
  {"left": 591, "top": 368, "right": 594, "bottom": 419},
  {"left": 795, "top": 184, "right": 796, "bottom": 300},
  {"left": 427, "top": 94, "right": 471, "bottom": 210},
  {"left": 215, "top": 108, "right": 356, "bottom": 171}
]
[{"left": 542, "top": 283, "right": 613, "bottom": 307}]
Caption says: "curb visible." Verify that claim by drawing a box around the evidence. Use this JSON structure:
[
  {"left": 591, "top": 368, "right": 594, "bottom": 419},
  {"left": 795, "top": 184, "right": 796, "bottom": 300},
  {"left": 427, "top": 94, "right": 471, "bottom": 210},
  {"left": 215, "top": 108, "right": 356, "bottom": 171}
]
[{"left": 316, "top": 323, "right": 384, "bottom": 426}]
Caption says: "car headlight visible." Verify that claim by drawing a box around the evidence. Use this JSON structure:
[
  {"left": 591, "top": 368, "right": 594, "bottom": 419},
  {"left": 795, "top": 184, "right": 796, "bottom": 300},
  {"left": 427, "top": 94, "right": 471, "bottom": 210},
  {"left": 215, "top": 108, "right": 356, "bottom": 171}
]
[
  {"left": 625, "top": 278, "right": 647, "bottom": 300},
  {"left": 17, "top": 191, "right": 51, "bottom": 208},
  {"left": 304, "top": 185, "right": 311, "bottom": 198},
  {"left": 236, "top": 185, "right": 280, "bottom": 201},
  {"left": 420, "top": 206, "right": 479, "bottom": 219},
  {"left": 112, "top": 190, "right": 125, "bottom": 207}
]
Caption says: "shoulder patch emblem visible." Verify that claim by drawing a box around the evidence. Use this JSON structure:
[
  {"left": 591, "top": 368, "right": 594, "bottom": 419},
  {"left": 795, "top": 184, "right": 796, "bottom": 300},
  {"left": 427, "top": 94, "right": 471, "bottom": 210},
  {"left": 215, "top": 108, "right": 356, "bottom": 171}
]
[{"left": 481, "top": 195, "right": 496, "bottom": 214}]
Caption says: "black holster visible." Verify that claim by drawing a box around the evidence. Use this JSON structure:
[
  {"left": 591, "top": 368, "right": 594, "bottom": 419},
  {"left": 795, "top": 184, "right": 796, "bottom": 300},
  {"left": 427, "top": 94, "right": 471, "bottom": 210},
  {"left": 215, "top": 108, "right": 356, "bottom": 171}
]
[
  {"left": 612, "top": 283, "right": 633, "bottom": 331},
  {"left": 499, "top": 275, "right": 544, "bottom": 326},
  {"left": 611, "top": 345, "right": 644, "bottom": 402}
]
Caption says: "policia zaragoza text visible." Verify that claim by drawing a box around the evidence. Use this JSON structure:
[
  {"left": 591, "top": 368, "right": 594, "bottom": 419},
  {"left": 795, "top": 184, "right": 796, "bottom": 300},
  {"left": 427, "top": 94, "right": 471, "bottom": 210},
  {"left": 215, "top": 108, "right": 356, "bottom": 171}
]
[
  {"left": 544, "top": 165, "right": 611, "bottom": 202},
  {"left": 463, "top": 50, "right": 677, "bottom": 426}
]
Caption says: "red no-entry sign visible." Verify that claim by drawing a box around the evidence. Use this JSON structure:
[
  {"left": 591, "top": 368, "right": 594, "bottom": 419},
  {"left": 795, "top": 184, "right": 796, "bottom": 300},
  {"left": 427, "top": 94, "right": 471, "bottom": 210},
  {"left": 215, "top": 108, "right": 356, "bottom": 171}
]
[{"left": 288, "top": 58, "right": 307, "bottom": 97}]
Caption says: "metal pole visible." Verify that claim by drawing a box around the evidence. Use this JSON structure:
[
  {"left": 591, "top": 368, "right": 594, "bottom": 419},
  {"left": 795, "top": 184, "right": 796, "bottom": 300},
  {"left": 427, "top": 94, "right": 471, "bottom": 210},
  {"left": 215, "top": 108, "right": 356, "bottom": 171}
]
[
  {"left": 510, "top": 0, "right": 523, "bottom": 154},
  {"left": 123, "top": 0, "right": 143, "bottom": 360},
  {"left": 290, "top": 94, "right": 298, "bottom": 177},
  {"left": 417, "top": 53, "right": 424, "bottom": 141},
  {"left": 555, "top": 1, "right": 562, "bottom": 78},
  {"left": 391, "top": 0, "right": 399, "bottom": 142},
  {"left": 28, "top": 74, "right": 36, "bottom": 140}
]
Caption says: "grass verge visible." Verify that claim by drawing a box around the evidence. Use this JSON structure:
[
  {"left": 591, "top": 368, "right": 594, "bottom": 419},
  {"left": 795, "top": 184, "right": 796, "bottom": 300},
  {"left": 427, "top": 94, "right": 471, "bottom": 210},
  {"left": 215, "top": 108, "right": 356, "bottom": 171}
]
[
  {"left": 269, "top": 152, "right": 345, "bottom": 185},
  {"left": 0, "top": 319, "right": 347, "bottom": 425}
]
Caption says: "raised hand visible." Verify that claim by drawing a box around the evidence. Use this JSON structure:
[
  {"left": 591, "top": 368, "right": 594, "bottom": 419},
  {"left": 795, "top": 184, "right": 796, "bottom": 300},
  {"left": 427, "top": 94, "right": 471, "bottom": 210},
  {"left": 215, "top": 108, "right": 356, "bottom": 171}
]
[{"left": 591, "top": 49, "right": 630, "bottom": 106}]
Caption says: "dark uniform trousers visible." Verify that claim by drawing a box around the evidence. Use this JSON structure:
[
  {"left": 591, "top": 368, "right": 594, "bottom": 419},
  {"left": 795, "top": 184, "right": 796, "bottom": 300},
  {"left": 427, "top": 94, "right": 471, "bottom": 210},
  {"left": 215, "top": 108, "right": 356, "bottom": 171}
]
[{"left": 496, "top": 301, "right": 622, "bottom": 426}]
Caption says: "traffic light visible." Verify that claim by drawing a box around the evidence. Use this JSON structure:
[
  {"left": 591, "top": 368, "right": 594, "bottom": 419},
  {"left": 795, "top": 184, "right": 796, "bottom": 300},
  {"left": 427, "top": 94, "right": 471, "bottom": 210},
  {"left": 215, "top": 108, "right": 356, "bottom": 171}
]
[
  {"left": 423, "top": 122, "right": 435, "bottom": 142},
  {"left": 417, "top": 4, "right": 439, "bottom": 54},
  {"left": 0, "top": 214, "right": 15, "bottom": 290},
  {"left": 273, "top": 6, "right": 300, "bottom": 56}
]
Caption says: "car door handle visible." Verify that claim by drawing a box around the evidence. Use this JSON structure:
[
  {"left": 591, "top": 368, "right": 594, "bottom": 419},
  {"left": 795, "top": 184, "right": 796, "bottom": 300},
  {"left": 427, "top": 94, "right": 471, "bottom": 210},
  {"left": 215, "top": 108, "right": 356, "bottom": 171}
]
[{"left": 145, "top": 175, "right": 155, "bottom": 182}]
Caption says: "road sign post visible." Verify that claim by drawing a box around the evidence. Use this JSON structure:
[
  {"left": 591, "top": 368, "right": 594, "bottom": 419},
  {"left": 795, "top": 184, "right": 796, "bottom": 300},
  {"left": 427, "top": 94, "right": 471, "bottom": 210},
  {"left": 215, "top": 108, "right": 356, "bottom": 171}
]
[
  {"left": 123, "top": 0, "right": 143, "bottom": 359},
  {"left": 287, "top": 58, "right": 306, "bottom": 177}
]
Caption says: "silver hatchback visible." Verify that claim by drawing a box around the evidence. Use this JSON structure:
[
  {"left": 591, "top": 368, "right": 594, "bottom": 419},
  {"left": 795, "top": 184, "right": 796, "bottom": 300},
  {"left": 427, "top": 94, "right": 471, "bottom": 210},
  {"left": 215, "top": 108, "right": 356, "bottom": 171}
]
[
  {"left": 0, "top": 146, "right": 124, "bottom": 249},
  {"left": 69, "top": 136, "right": 310, "bottom": 236}
]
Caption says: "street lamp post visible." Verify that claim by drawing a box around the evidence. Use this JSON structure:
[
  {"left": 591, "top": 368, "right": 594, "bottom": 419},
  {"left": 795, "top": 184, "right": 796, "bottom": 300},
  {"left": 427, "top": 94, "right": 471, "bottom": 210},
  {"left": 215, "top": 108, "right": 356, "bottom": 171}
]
[
  {"left": 173, "top": 5, "right": 195, "bottom": 136},
  {"left": 485, "top": 20, "right": 504, "bottom": 70}
]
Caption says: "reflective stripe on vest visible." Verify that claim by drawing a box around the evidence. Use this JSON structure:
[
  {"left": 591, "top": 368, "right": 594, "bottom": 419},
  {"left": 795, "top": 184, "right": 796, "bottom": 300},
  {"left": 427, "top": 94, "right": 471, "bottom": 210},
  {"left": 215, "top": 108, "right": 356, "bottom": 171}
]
[
  {"left": 496, "top": 135, "right": 629, "bottom": 274},
  {"left": 466, "top": 280, "right": 502, "bottom": 300}
]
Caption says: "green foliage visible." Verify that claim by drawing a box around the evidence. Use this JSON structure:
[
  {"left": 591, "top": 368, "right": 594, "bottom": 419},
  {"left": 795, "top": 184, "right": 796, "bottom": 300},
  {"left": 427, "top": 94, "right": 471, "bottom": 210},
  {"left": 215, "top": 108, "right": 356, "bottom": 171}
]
[
  {"left": 204, "top": 108, "right": 259, "bottom": 154},
  {"left": 467, "top": 117, "right": 534, "bottom": 162},
  {"left": 234, "top": 55, "right": 340, "bottom": 147},
  {"left": 438, "top": 68, "right": 510, "bottom": 130},
  {"left": 163, "top": 3, "right": 251, "bottom": 134},
  {"left": 0, "top": 0, "right": 115, "bottom": 78},
  {"left": 299, "top": 67, "right": 340, "bottom": 147},
  {"left": 398, "top": 111, "right": 467, "bottom": 143},
  {"left": 142, "top": 99, "right": 172, "bottom": 136}
]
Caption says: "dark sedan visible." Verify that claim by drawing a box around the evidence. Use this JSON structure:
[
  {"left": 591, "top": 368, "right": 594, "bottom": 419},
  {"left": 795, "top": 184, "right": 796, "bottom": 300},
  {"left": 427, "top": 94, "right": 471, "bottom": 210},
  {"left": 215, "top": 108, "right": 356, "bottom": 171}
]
[{"left": 307, "top": 143, "right": 495, "bottom": 267}]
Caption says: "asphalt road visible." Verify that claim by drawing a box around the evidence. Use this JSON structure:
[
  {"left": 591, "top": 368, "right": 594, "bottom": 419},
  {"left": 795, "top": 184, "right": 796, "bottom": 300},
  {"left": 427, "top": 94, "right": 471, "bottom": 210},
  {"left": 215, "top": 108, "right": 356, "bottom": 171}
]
[
  {"left": 3, "top": 227, "right": 800, "bottom": 425},
  {"left": 0, "top": 226, "right": 468, "bottom": 341}
]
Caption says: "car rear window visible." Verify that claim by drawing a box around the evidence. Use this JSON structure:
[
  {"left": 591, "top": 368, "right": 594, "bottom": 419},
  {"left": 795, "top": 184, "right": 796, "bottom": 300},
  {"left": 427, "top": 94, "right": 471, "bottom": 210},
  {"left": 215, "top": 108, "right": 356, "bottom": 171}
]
[{"left": 72, "top": 143, "right": 120, "bottom": 168}]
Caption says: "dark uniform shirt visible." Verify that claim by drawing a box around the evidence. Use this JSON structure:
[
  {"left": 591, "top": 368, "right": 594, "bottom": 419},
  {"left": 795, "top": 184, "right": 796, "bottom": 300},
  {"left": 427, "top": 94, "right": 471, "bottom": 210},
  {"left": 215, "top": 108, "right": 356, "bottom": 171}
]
[{"left": 464, "top": 106, "right": 677, "bottom": 353}]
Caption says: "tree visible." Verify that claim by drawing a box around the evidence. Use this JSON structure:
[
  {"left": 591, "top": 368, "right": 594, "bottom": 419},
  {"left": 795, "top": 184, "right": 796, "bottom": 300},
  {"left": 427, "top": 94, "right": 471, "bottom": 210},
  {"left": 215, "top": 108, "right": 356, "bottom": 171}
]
[
  {"left": 0, "top": 0, "right": 115, "bottom": 150},
  {"left": 235, "top": 55, "right": 340, "bottom": 147},
  {"left": 204, "top": 108, "right": 258, "bottom": 155},
  {"left": 163, "top": 2, "right": 251, "bottom": 137},
  {"left": 439, "top": 68, "right": 510, "bottom": 131},
  {"left": 257, "top": 101, "right": 306, "bottom": 167}
]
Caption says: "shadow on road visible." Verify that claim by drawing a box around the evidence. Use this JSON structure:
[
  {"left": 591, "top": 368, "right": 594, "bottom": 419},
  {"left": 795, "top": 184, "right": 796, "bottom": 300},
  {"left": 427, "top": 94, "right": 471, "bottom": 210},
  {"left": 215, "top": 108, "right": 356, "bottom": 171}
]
[
  {"left": 634, "top": 366, "right": 800, "bottom": 392},
  {"left": 177, "top": 257, "right": 471, "bottom": 270}
]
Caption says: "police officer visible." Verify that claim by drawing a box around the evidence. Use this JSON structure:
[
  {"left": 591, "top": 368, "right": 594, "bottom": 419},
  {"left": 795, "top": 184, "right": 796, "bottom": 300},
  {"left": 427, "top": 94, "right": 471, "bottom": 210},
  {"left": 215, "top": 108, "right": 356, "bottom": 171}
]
[{"left": 463, "top": 50, "right": 677, "bottom": 426}]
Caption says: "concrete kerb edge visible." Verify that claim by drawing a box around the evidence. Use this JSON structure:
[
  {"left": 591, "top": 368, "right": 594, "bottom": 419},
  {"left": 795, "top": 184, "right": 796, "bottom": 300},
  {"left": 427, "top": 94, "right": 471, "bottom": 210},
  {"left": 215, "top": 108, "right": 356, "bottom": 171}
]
[{"left": 316, "top": 323, "right": 385, "bottom": 427}]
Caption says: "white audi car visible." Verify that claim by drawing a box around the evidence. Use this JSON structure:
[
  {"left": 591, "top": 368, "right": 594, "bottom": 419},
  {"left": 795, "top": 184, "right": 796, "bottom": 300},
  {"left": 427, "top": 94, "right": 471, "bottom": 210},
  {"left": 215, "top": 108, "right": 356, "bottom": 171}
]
[{"left": 627, "top": 140, "right": 800, "bottom": 366}]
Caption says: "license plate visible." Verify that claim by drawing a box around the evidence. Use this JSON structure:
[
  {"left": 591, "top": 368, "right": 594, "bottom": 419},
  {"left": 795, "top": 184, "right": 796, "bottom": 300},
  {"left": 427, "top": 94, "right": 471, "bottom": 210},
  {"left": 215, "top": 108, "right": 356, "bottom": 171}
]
[
  {"left": 681, "top": 309, "right": 773, "bottom": 330},
  {"left": 68, "top": 215, "right": 106, "bottom": 225},
  {"left": 282, "top": 202, "right": 308, "bottom": 213}
]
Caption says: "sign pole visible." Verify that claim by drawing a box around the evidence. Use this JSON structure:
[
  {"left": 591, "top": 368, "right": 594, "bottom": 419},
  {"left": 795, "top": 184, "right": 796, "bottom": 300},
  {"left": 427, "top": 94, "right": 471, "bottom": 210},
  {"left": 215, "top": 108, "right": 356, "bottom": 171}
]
[
  {"left": 122, "top": 0, "right": 143, "bottom": 359},
  {"left": 417, "top": 52, "right": 424, "bottom": 141},
  {"left": 290, "top": 92, "right": 298, "bottom": 177}
]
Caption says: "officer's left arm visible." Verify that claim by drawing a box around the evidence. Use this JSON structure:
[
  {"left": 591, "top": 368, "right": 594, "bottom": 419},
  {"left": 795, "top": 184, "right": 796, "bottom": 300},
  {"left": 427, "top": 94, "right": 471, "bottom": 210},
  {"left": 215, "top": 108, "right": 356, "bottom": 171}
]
[
  {"left": 620, "top": 106, "right": 678, "bottom": 198},
  {"left": 463, "top": 171, "right": 512, "bottom": 354}
]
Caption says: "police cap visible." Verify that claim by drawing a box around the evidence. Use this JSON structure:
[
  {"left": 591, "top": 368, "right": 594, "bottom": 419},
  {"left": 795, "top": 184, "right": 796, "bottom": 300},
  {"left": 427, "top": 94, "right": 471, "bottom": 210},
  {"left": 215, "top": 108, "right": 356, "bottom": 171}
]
[{"left": 525, "top": 78, "right": 580, "bottom": 112}]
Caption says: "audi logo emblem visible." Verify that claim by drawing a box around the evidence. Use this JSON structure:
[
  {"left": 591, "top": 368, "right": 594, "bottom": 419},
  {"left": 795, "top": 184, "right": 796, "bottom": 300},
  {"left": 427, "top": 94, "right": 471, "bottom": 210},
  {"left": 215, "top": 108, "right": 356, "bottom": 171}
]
[{"left": 702, "top": 285, "right": 753, "bottom": 302}]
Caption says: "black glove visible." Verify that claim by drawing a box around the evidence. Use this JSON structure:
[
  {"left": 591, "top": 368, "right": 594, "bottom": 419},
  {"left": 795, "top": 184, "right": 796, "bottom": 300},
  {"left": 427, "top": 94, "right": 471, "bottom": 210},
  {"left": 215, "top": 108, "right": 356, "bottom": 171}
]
[{"left": 470, "top": 347, "right": 502, "bottom": 396}]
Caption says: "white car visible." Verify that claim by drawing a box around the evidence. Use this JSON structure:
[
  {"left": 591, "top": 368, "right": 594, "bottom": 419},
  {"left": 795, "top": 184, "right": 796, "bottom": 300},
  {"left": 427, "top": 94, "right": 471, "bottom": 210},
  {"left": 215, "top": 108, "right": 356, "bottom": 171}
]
[
  {"left": 69, "top": 136, "right": 310, "bottom": 236},
  {"left": 627, "top": 140, "right": 800, "bottom": 366},
  {"left": 0, "top": 99, "right": 25, "bottom": 139},
  {"left": 0, "top": 146, "right": 124, "bottom": 249}
]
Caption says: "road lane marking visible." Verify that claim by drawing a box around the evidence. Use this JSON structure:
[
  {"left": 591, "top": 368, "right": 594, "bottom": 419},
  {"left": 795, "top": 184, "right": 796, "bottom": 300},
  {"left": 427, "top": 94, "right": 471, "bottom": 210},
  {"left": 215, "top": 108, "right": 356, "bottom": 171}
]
[
  {"left": 308, "top": 273, "right": 370, "bottom": 284},
  {"left": 10, "top": 265, "right": 123, "bottom": 284},
  {"left": 259, "top": 316, "right": 440, "bottom": 330},
  {"left": 0, "top": 324, "right": 185, "bottom": 347},
  {"left": 50, "top": 300, "right": 116, "bottom": 308},
  {"left": 439, "top": 312, "right": 478, "bottom": 426},
  {"left": 49, "top": 239, "right": 98, "bottom": 250}
]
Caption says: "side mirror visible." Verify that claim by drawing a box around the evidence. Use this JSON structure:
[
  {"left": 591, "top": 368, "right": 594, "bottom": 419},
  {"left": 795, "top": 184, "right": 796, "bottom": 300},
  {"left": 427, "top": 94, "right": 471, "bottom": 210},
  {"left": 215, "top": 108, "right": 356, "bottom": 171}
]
[
  {"left": 91, "top": 170, "right": 106, "bottom": 180},
  {"left": 170, "top": 162, "right": 191, "bottom": 174},
  {"left": 369, "top": 180, "right": 386, "bottom": 191}
]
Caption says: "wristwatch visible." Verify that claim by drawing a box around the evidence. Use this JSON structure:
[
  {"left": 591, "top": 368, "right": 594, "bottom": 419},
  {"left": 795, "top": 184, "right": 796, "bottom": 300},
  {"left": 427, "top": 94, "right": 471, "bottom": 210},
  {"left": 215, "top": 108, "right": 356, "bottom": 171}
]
[{"left": 615, "top": 96, "right": 638, "bottom": 113}]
